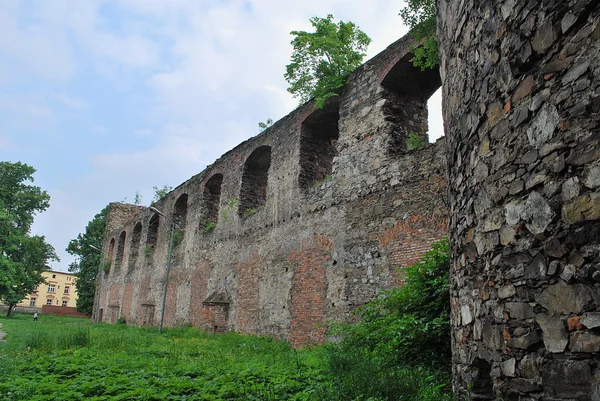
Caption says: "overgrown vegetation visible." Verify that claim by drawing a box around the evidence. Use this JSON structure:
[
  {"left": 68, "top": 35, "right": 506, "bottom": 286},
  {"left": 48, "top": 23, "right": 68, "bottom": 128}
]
[
  {"left": 152, "top": 185, "right": 173, "bottom": 205},
  {"left": 172, "top": 229, "right": 184, "bottom": 248},
  {"left": 0, "top": 314, "right": 325, "bottom": 401},
  {"left": 285, "top": 14, "right": 371, "bottom": 108},
  {"left": 143, "top": 244, "right": 153, "bottom": 258},
  {"left": 399, "top": 0, "right": 438, "bottom": 70},
  {"left": 220, "top": 198, "right": 239, "bottom": 223},
  {"left": 258, "top": 118, "right": 274, "bottom": 132},
  {"left": 0, "top": 240, "right": 451, "bottom": 401},
  {"left": 407, "top": 132, "right": 427, "bottom": 150},
  {"left": 245, "top": 205, "right": 265, "bottom": 218},
  {"left": 322, "top": 238, "right": 451, "bottom": 400},
  {"left": 201, "top": 221, "right": 217, "bottom": 234}
]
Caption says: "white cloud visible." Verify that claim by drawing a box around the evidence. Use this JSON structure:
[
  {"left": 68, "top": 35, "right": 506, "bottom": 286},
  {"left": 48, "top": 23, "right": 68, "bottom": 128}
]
[
  {"left": 56, "top": 93, "right": 89, "bottom": 111},
  {"left": 8, "top": 0, "right": 446, "bottom": 269}
]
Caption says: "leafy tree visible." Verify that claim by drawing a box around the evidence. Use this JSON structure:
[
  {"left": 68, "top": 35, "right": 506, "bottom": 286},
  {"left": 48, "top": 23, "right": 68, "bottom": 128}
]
[
  {"left": 152, "top": 185, "right": 172, "bottom": 205},
  {"left": 134, "top": 190, "right": 142, "bottom": 205},
  {"left": 66, "top": 206, "right": 108, "bottom": 313},
  {"left": 399, "top": 0, "right": 438, "bottom": 70},
  {"left": 258, "top": 118, "right": 274, "bottom": 132},
  {"left": 0, "top": 162, "right": 58, "bottom": 316},
  {"left": 284, "top": 14, "right": 371, "bottom": 108}
]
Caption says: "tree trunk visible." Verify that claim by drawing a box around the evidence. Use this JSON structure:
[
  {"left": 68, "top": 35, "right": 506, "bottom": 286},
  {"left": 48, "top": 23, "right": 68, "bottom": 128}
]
[{"left": 6, "top": 303, "right": 15, "bottom": 317}]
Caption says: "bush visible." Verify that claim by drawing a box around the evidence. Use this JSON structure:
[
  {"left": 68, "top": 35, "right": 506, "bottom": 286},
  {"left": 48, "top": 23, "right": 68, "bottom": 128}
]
[{"left": 321, "top": 238, "right": 451, "bottom": 400}]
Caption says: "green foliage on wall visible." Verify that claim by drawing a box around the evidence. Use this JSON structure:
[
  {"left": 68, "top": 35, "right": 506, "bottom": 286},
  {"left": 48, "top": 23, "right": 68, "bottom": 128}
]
[
  {"left": 399, "top": 0, "right": 438, "bottom": 70},
  {"left": 285, "top": 14, "right": 371, "bottom": 108},
  {"left": 322, "top": 238, "right": 451, "bottom": 399}
]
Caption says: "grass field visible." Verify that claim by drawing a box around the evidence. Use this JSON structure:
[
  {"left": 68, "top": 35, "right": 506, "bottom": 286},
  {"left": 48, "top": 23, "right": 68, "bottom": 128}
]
[
  {"left": 0, "top": 313, "right": 452, "bottom": 401},
  {"left": 0, "top": 314, "right": 325, "bottom": 401}
]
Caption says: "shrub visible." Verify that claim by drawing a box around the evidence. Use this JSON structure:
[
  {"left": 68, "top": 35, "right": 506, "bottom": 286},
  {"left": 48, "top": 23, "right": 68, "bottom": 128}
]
[
  {"left": 322, "top": 238, "right": 451, "bottom": 400},
  {"left": 407, "top": 132, "right": 427, "bottom": 150},
  {"left": 202, "top": 222, "right": 216, "bottom": 234}
]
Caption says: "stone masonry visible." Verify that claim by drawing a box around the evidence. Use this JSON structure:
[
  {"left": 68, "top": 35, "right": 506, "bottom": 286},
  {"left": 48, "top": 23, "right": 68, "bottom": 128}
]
[
  {"left": 94, "top": 34, "right": 448, "bottom": 348},
  {"left": 438, "top": 0, "right": 600, "bottom": 399}
]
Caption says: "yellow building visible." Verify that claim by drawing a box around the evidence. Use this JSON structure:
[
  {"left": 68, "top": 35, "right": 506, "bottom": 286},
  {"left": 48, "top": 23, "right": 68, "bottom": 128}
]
[{"left": 18, "top": 270, "right": 78, "bottom": 309}]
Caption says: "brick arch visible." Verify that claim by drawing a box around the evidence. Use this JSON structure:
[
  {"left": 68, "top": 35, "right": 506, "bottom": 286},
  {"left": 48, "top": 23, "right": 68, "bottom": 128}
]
[
  {"left": 173, "top": 193, "right": 188, "bottom": 229},
  {"left": 129, "top": 222, "right": 143, "bottom": 268},
  {"left": 380, "top": 52, "right": 441, "bottom": 154},
  {"left": 298, "top": 98, "right": 340, "bottom": 191},
  {"left": 202, "top": 174, "right": 223, "bottom": 228},
  {"left": 239, "top": 146, "right": 271, "bottom": 218},
  {"left": 115, "top": 231, "right": 126, "bottom": 269}
]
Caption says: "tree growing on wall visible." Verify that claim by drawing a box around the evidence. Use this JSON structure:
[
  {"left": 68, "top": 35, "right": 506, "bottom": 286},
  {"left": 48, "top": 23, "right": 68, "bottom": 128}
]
[
  {"left": 66, "top": 206, "right": 108, "bottom": 314},
  {"left": 284, "top": 14, "right": 371, "bottom": 108},
  {"left": 399, "top": 0, "right": 438, "bottom": 70},
  {"left": 0, "top": 162, "right": 58, "bottom": 316},
  {"left": 151, "top": 185, "right": 172, "bottom": 205}
]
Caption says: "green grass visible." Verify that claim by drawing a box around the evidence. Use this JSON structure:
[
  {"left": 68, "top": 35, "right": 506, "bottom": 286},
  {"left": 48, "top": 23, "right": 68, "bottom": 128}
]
[{"left": 0, "top": 313, "right": 452, "bottom": 400}]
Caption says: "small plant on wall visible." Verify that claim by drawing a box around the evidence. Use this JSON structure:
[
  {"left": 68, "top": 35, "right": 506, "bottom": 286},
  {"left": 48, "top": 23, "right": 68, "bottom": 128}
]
[
  {"left": 172, "top": 229, "right": 184, "bottom": 247},
  {"left": 407, "top": 132, "right": 427, "bottom": 150},
  {"left": 101, "top": 260, "right": 111, "bottom": 274},
  {"left": 143, "top": 245, "right": 153, "bottom": 257},
  {"left": 201, "top": 221, "right": 216, "bottom": 234},
  {"left": 221, "top": 198, "right": 239, "bottom": 223}
]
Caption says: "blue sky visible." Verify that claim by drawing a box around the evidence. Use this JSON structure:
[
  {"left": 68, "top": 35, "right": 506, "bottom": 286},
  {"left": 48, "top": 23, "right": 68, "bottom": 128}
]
[{"left": 0, "top": 0, "right": 443, "bottom": 271}]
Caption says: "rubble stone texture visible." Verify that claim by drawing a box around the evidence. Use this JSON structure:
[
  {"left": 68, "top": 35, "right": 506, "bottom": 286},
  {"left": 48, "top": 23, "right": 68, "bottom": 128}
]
[
  {"left": 94, "top": 35, "right": 447, "bottom": 348},
  {"left": 437, "top": 0, "right": 600, "bottom": 399}
]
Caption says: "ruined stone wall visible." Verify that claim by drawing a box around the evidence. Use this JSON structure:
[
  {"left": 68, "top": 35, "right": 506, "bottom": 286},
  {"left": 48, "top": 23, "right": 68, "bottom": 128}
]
[
  {"left": 438, "top": 0, "right": 600, "bottom": 398},
  {"left": 94, "top": 34, "right": 448, "bottom": 346}
]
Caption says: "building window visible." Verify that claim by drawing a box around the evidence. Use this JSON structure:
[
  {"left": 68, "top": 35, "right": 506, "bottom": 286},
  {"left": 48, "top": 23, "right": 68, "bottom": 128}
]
[
  {"left": 33, "top": 285, "right": 39, "bottom": 292},
  {"left": 62, "top": 300, "right": 68, "bottom": 307},
  {"left": 52, "top": 274, "right": 56, "bottom": 278},
  {"left": 29, "top": 298, "right": 36, "bottom": 306},
  {"left": 48, "top": 284, "right": 55, "bottom": 293},
  {"left": 67, "top": 276, "right": 71, "bottom": 281},
  {"left": 46, "top": 299, "right": 52, "bottom": 305},
  {"left": 64, "top": 286, "right": 70, "bottom": 295}
]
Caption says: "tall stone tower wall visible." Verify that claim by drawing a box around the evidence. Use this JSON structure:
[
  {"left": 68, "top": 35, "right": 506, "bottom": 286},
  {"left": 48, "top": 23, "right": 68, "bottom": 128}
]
[{"left": 438, "top": 0, "right": 600, "bottom": 398}]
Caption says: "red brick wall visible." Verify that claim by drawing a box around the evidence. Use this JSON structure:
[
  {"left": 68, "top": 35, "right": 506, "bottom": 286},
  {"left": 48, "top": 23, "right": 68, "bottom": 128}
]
[
  {"left": 121, "top": 280, "right": 135, "bottom": 324},
  {"left": 236, "top": 252, "right": 264, "bottom": 333},
  {"left": 380, "top": 215, "right": 448, "bottom": 285},
  {"left": 164, "top": 269, "right": 180, "bottom": 328},
  {"left": 200, "top": 303, "right": 229, "bottom": 333},
  {"left": 288, "top": 234, "right": 332, "bottom": 347},
  {"left": 41, "top": 305, "right": 90, "bottom": 318},
  {"left": 190, "top": 262, "right": 211, "bottom": 327}
]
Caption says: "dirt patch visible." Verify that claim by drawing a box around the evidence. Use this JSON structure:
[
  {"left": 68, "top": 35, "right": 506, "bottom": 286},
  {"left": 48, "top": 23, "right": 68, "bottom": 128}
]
[{"left": 0, "top": 323, "right": 5, "bottom": 342}]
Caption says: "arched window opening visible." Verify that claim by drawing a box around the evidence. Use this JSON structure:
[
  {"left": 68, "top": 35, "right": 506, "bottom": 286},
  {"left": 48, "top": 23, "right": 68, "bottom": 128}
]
[
  {"left": 173, "top": 194, "right": 188, "bottom": 229},
  {"left": 115, "top": 231, "right": 126, "bottom": 269},
  {"left": 298, "top": 98, "right": 340, "bottom": 191},
  {"left": 381, "top": 52, "right": 442, "bottom": 154},
  {"left": 202, "top": 174, "right": 223, "bottom": 231},
  {"left": 107, "top": 238, "right": 115, "bottom": 270},
  {"left": 146, "top": 213, "right": 159, "bottom": 255},
  {"left": 129, "top": 222, "right": 142, "bottom": 267},
  {"left": 239, "top": 146, "right": 271, "bottom": 218}
]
